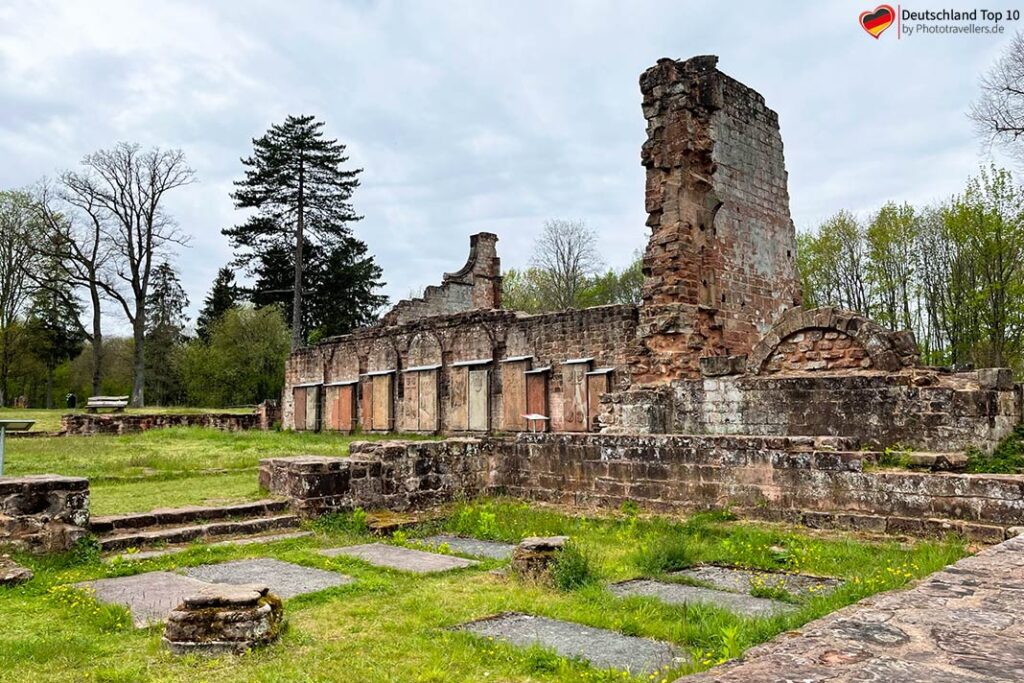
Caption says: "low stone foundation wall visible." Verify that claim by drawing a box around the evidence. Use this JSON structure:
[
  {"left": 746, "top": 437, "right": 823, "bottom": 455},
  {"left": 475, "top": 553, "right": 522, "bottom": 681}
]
[
  {"left": 0, "top": 474, "right": 89, "bottom": 552},
  {"left": 259, "top": 439, "right": 500, "bottom": 516},
  {"left": 603, "top": 370, "right": 1022, "bottom": 452},
  {"left": 61, "top": 412, "right": 260, "bottom": 436},
  {"left": 504, "top": 433, "right": 1024, "bottom": 542},
  {"left": 260, "top": 433, "right": 1024, "bottom": 542}
]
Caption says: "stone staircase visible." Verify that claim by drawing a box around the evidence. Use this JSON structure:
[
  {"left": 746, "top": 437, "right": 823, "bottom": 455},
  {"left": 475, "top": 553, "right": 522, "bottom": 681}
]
[{"left": 89, "top": 499, "right": 304, "bottom": 553}]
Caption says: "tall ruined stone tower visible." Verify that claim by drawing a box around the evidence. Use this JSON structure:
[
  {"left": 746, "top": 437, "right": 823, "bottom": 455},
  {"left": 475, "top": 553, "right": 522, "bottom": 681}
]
[{"left": 630, "top": 56, "right": 802, "bottom": 384}]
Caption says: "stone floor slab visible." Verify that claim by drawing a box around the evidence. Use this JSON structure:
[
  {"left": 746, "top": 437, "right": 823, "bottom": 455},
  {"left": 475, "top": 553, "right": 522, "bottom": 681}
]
[
  {"left": 322, "top": 543, "right": 478, "bottom": 573},
  {"left": 76, "top": 571, "right": 212, "bottom": 627},
  {"left": 674, "top": 565, "right": 841, "bottom": 598},
  {"left": 180, "top": 558, "right": 352, "bottom": 598},
  {"left": 610, "top": 579, "right": 796, "bottom": 618},
  {"left": 460, "top": 612, "right": 686, "bottom": 674},
  {"left": 420, "top": 535, "right": 515, "bottom": 560}
]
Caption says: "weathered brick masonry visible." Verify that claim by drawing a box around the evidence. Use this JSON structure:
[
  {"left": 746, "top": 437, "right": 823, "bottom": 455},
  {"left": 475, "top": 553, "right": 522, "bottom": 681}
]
[
  {"left": 61, "top": 412, "right": 260, "bottom": 436},
  {"left": 629, "top": 56, "right": 801, "bottom": 385},
  {"left": 282, "top": 55, "right": 1021, "bottom": 460},
  {"left": 284, "top": 303, "right": 638, "bottom": 435},
  {"left": 260, "top": 434, "right": 1024, "bottom": 541},
  {"left": 0, "top": 474, "right": 89, "bottom": 553}
]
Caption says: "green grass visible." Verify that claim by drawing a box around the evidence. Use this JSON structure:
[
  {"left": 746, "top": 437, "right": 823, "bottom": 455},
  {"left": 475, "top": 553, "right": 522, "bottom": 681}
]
[
  {"left": 6, "top": 427, "right": 434, "bottom": 515},
  {"left": 0, "top": 499, "right": 967, "bottom": 683},
  {"left": 0, "top": 407, "right": 255, "bottom": 434},
  {"left": 967, "top": 424, "right": 1024, "bottom": 473}
]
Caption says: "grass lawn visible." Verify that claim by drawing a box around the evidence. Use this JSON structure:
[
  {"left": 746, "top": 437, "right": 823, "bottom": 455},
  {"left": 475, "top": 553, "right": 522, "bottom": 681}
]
[
  {"left": 5, "top": 428, "right": 432, "bottom": 515},
  {"left": 0, "top": 499, "right": 967, "bottom": 683}
]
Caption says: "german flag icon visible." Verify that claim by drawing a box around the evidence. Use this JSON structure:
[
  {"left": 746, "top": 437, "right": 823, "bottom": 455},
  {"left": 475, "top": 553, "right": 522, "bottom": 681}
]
[{"left": 860, "top": 5, "right": 895, "bottom": 38}]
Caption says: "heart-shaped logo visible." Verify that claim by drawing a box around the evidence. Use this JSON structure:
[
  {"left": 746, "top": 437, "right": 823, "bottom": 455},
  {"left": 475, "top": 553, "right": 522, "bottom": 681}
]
[{"left": 860, "top": 5, "right": 895, "bottom": 38}]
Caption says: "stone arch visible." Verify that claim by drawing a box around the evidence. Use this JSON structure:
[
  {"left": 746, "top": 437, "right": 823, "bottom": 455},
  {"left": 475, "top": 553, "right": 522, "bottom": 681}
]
[
  {"left": 324, "top": 341, "right": 360, "bottom": 381},
  {"left": 367, "top": 338, "right": 399, "bottom": 372},
  {"left": 405, "top": 331, "right": 443, "bottom": 367},
  {"left": 748, "top": 307, "right": 917, "bottom": 374},
  {"left": 503, "top": 327, "right": 531, "bottom": 358},
  {"left": 447, "top": 324, "right": 496, "bottom": 362}
]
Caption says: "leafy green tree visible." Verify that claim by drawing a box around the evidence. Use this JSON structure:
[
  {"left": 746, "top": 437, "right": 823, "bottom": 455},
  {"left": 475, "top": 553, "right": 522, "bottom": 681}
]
[
  {"left": 866, "top": 202, "right": 919, "bottom": 331},
  {"left": 68, "top": 337, "right": 134, "bottom": 399},
  {"left": 144, "top": 262, "right": 189, "bottom": 405},
  {"left": 500, "top": 267, "right": 544, "bottom": 313},
  {"left": 578, "top": 254, "right": 644, "bottom": 308},
  {"left": 0, "top": 190, "right": 43, "bottom": 405},
  {"left": 944, "top": 165, "right": 1024, "bottom": 368},
  {"left": 796, "top": 210, "right": 870, "bottom": 314},
  {"left": 196, "top": 266, "right": 241, "bottom": 341},
  {"left": 227, "top": 115, "right": 383, "bottom": 348},
  {"left": 179, "top": 305, "right": 290, "bottom": 407}
]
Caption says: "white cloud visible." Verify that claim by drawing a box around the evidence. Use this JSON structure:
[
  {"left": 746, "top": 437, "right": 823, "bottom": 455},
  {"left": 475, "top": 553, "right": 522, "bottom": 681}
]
[{"left": 0, "top": 0, "right": 1016, "bottom": 332}]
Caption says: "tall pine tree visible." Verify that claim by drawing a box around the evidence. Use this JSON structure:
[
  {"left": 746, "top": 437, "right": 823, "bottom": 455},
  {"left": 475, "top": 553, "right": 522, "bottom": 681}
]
[
  {"left": 196, "top": 266, "right": 241, "bottom": 341},
  {"left": 251, "top": 239, "right": 386, "bottom": 341},
  {"left": 144, "top": 262, "right": 189, "bottom": 405},
  {"left": 226, "top": 115, "right": 385, "bottom": 348}
]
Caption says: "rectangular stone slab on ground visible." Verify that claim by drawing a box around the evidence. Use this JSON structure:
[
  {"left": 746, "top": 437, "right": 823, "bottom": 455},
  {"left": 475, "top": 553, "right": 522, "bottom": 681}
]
[
  {"left": 673, "top": 565, "right": 842, "bottom": 598},
  {"left": 76, "top": 571, "right": 213, "bottom": 627},
  {"left": 180, "top": 558, "right": 353, "bottom": 599},
  {"left": 419, "top": 535, "right": 514, "bottom": 560},
  {"left": 459, "top": 612, "right": 686, "bottom": 675},
  {"left": 610, "top": 579, "right": 797, "bottom": 618},
  {"left": 321, "top": 543, "right": 478, "bottom": 573}
]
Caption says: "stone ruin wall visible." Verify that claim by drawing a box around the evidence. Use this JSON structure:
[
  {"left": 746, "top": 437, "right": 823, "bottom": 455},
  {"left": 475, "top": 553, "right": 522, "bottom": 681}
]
[
  {"left": 281, "top": 55, "right": 1022, "bottom": 455},
  {"left": 282, "top": 304, "right": 638, "bottom": 435},
  {"left": 381, "top": 233, "right": 502, "bottom": 326},
  {"left": 261, "top": 433, "right": 1024, "bottom": 543},
  {"left": 628, "top": 56, "right": 801, "bottom": 385}
]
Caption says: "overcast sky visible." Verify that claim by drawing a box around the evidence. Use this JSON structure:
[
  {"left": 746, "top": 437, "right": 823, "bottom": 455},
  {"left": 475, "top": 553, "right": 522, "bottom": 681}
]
[{"left": 0, "top": 1, "right": 1016, "bottom": 331}]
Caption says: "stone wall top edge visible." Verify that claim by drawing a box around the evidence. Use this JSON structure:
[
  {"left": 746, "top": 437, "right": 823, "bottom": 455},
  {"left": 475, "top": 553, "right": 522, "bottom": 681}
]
[{"left": 302, "top": 303, "right": 639, "bottom": 353}]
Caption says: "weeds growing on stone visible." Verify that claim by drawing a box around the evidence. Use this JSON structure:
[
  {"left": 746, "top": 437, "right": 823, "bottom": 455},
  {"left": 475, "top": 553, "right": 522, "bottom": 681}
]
[{"left": 967, "top": 424, "right": 1024, "bottom": 473}]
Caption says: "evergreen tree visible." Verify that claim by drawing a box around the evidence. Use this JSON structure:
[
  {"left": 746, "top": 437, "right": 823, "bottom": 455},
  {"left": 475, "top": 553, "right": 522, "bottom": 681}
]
[
  {"left": 226, "top": 114, "right": 383, "bottom": 348},
  {"left": 25, "top": 285, "right": 86, "bottom": 408},
  {"left": 196, "top": 266, "right": 241, "bottom": 341},
  {"left": 251, "top": 239, "right": 386, "bottom": 340},
  {"left": 144, "top": 262, "right": 189, "bottom": 405}
]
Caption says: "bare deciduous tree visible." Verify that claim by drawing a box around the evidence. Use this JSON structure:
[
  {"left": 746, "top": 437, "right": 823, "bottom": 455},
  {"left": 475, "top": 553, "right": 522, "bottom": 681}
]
[
  {"left": 971, "top": 31, "right": 1024, "bottom": 162},
  {"left": 61, "top": 143, "right": 194, "bottom": 407},
  {"left": 530, "top": 219, "right": 603, "bottom": 310},
  {"left": 33, "top": 179, "right": 116, "bottom": 396}
]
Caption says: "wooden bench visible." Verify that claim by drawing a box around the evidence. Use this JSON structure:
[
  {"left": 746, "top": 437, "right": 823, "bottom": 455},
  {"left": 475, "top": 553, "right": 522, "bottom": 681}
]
[{"left": 85, "top": 396, "right": 129, "bottom": 413}]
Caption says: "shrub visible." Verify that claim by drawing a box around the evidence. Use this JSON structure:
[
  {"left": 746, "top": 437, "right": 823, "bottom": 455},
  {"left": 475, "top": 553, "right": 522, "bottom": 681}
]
[{"left": 551, "top": 541, "right": 598, "bottom": 590}]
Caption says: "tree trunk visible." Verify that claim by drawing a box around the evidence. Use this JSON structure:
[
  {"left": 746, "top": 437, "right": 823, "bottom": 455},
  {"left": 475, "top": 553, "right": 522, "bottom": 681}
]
[
  {"left": 130, "top": 307, "right": 146, "bottom": 408},
  {"left": 0, "top": 328, "right": 9, "bottom": 407},
  {"left": 45, "top": 363, "right": 54, "bottom": 409},
  {"left": 291, "top": 157, "right": 305, "bottom": 351},
  {"left": 90, "top": 285, "right": 104, "bottom": 396}
]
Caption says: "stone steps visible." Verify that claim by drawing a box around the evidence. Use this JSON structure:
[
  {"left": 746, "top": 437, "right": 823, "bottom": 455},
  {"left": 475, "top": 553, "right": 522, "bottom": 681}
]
[
  {"left": 106, "top": 530, "right": 314, "bottom": 562},
  {"left": 97, "top": 514, "right": 301, "bottom": 552},
  {"left": 89, "top": 499, "right": 290, "bottom": 533}
]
